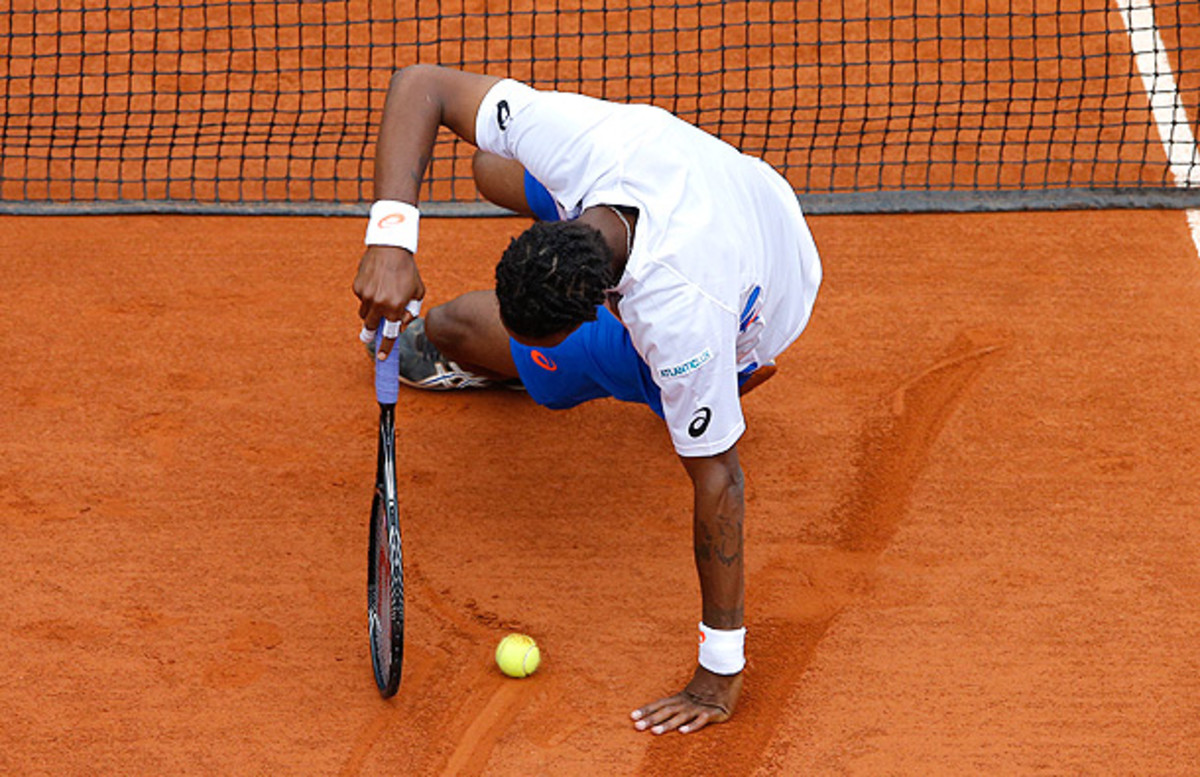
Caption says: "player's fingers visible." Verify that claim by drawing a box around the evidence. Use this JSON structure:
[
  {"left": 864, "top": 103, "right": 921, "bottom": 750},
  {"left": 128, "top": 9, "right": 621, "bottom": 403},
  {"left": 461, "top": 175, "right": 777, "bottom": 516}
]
[
  {"left": 677, "top": 706, "right": 727, "bottom": 735},
  {"left": 375, "top": 318, "right": 403, "bottom": 361},
  {"left": 647, "top": 709, "right": 698, "bottom": 736},
  {"left": 632, "top": 700, "right": 686, "bottom": 732},
  {"left": 398, "top": 276, "right": 425, "bottom": 330},
  {"left": 363, "top": 307, "right": 382, "bottom": 333},
  {"left": 400, "top": 298, "right": 423, "bottom": 330},
  {"left": 631, "top": 694, "right": 679, "bottom": 723}
]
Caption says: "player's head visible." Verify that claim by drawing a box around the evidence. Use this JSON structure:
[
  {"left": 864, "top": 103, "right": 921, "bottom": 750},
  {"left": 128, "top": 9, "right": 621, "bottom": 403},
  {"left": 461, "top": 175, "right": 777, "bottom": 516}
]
[{"left": 495, "top": 220, "right": 613, "bottom": 343}]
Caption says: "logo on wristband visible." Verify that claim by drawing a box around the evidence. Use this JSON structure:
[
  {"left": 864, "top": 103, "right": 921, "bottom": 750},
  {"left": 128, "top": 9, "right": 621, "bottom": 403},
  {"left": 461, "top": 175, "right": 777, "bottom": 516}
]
[{"left": 377, "top": 213, "right": 407, "bottom": 229}]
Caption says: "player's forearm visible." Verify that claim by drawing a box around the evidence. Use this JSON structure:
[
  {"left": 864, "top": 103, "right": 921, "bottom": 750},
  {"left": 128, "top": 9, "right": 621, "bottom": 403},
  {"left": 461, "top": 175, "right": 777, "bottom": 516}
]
[
  {"left": 372, "top": 66, "right": 499, "bottom": 204},
  {"left": 372, "top": 67, "right": 445, "bottom": 203},
  {"left": 684, "top": 449, "right": 746, "bottom": 629}
]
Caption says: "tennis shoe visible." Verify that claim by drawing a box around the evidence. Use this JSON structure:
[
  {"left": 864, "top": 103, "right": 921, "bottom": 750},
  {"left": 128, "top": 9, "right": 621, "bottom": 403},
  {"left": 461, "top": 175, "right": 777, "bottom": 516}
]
[{"left": 389, "top": 318, "right": 498, "bottom": 391}]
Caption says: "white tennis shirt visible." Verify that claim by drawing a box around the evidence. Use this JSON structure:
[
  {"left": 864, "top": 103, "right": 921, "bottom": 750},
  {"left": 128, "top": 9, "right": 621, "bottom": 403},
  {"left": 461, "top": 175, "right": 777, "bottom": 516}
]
[{"left": 475, "top": 79, "right": 822, "bottom": 456}]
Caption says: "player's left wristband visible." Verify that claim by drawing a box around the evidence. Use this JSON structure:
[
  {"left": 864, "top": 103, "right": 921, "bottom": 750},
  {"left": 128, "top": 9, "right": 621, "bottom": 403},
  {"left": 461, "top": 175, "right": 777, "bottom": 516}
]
[
  {"left": 365, "top": 200, "right": 420, "bottom": 253},
  {"left": 698, "top": 622, "right": 746, "bottom": 675}
]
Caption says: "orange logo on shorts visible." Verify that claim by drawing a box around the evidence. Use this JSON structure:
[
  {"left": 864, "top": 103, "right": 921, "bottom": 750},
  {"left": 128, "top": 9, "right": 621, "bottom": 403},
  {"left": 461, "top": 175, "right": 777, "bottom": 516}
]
[
  {"left": 531, "top": 350, "right": 557, "bottom": 371},
  {"left": 377, "top": 213, "right": 406, "bottom": 228}
]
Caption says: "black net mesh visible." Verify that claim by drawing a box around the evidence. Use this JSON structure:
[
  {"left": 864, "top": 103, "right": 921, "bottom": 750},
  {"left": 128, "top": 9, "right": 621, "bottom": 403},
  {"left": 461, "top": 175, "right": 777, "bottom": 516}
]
[{"left": 2, "top": 0, "right": 1199, "bottom": 213}]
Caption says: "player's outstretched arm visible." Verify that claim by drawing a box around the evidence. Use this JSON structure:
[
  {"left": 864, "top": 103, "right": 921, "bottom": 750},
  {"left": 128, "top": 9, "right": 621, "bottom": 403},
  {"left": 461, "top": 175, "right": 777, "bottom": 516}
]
[
  {"left": 355, "top": 65, "right": 501, "bottom": 356},
  {"left": 632, "top": 446, "right": 746, "bottom": 734}
]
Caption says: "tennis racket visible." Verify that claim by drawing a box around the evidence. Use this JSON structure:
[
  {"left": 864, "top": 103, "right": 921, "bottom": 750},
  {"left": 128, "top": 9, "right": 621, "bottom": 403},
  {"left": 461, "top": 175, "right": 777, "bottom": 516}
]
[{"left": 366, "top": 317, "right": 407, "bottom": 698}]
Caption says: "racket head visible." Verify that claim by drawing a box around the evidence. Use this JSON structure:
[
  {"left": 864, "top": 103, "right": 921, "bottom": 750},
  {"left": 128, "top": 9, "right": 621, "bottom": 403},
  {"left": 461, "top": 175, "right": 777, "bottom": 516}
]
[{"left": 367, "top": 403, "right": 403, "bottom": 696}]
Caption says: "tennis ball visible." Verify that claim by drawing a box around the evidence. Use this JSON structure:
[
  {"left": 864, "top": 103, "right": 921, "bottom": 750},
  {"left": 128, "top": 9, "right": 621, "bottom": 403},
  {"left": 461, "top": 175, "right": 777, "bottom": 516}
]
[{"left": 495, "top": 633, "right": 540, "bottom": 678}]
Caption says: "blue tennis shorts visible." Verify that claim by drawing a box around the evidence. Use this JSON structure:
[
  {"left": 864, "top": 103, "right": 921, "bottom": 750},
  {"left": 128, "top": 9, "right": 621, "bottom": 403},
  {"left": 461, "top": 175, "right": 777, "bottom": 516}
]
[{"left": 509, "top": 304, "right": 666, "bottom": 417}]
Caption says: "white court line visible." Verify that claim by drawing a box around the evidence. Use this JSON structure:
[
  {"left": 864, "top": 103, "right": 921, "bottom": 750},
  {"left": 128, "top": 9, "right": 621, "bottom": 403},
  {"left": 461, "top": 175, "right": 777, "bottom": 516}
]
[{"left": 1115, "top": 0, "right": 1200, "bottom": 256}]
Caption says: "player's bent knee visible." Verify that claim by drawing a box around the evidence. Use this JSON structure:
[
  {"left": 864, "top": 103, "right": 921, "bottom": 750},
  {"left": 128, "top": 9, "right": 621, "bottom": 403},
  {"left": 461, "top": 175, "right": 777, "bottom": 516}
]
[
  {"left": 424, "top": 297, "right": 488, "bottom": 355},
  {"left": 422, "top": 303, "right": 460, "bottom": 353}
]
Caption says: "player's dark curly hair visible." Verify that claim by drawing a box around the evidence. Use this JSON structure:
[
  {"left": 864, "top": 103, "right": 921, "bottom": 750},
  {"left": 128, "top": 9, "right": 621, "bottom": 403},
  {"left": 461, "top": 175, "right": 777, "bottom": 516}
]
[{"left": 495, "top": 220, "right": 613, "bottom": 339}]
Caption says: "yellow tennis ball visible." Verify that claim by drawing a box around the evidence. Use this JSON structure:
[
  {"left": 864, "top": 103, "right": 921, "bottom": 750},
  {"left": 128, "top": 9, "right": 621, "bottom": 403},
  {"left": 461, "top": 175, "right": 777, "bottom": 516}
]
[{"left": 495, "top": 633, "right": 540, "bottom": 678}]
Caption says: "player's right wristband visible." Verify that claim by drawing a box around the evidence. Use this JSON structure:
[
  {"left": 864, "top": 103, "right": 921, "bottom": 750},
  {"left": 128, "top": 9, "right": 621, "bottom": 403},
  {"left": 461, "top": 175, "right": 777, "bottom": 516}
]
[
  {"left": 698, "top": 622, "right": 746, "bottom": 675},
  {"left": 364, "top": 200, "right": 420, "bottom": 253}
]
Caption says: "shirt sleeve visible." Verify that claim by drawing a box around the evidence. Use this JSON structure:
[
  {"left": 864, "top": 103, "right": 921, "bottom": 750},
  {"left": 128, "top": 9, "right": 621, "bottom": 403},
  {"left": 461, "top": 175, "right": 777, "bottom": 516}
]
[
  {"left": 623, "top": 277, "right": 745, "bottom": 457},
  {"left": 474, "top": 79, "right": 539, "bottom": 160},
  {"left": 473, "top": 79, "right": 627, "bottom": 215}
]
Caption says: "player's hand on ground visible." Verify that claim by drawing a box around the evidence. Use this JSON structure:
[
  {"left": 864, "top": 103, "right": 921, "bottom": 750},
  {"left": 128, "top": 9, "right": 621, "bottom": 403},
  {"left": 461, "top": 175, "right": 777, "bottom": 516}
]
[
  {"left": 631, "top": 666, "right": 743, "bottom": 735},
  {"left": 353, "top": 244, "right": 425, "bottom": 358}
]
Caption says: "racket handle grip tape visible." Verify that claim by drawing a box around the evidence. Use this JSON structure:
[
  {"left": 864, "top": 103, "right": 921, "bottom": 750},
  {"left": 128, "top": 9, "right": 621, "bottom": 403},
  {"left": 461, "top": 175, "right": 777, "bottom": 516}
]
[
  {"left": 374, "top": 330, "right": 400, "bottom": 405},
  {"left": 372, "top": 299, "right": 421, "bottom": 405}
]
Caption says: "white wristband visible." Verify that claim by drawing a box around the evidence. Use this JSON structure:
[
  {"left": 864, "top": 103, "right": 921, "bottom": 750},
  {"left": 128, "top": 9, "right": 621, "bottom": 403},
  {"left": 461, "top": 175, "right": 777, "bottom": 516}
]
[
  {"left": 365, "top": 200, "right": 420, "bottom": 253},
  {"left": 698, "top": 622, "right": 746, "bottom": 675}
]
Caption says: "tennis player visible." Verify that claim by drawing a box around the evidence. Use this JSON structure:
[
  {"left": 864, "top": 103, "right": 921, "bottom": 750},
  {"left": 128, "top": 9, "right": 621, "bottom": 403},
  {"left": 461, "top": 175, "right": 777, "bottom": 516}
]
[{"left": 353, "top": 65, "right": 822, "bottom": 735}]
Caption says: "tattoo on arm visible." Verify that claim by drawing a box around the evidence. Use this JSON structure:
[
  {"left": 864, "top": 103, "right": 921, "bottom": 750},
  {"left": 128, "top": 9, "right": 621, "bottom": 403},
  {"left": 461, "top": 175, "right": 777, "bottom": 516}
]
[
  {"left": 694, "top": 524, "right": 713, "bottom": 562},
  {"left": 696, "top": 514, "right": 742, "bottom": 566},
  {"left": 714, "top": 511, "right": 743, "bottom": 567}
]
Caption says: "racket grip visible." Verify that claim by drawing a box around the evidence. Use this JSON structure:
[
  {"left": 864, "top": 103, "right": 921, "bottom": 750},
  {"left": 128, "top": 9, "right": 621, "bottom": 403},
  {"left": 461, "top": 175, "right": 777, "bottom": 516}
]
[{"left": 374, "top": 329, "right": 400, "bottom": 404}]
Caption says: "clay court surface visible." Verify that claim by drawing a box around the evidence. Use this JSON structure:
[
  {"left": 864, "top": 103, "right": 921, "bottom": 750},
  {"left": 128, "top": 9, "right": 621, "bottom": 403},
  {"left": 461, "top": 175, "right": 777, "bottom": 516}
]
[{"left": 1, "top": 209, "right": 1197, "bottom": 774}]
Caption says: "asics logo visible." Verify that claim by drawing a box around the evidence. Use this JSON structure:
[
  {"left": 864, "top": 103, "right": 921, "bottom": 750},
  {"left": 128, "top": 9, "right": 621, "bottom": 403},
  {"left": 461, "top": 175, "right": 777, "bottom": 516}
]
[
  {"left": 688, "top": 407, "right": 712, "bottom": 438},
  {"left": 531, "top": 350, "right": 557, "bottom": 371},
  {"left": 497, "top": 100, "right": 511, "bottom": 130},
  {"left": 377, "top": 213, "right": 406, "bottom": 228}
]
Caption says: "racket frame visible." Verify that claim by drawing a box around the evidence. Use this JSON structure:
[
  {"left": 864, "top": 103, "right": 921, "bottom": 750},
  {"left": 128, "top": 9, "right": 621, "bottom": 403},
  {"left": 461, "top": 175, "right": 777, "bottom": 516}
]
[{"left": 367, "top": 329, "right": 405, "bottom": 697}]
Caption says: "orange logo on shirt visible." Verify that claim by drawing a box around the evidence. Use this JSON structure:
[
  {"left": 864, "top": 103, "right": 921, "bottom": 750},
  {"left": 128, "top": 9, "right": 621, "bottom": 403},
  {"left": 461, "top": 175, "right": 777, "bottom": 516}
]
[
  {"left": 531, "top": 350, "right": 557, "bottom": 371},
  {"left": 377, "top": 213, "right": 406, "bottom": 228}
]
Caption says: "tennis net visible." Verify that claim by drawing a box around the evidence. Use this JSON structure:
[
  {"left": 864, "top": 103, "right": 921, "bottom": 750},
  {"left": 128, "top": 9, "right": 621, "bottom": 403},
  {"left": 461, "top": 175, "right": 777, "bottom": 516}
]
[{"left": 3, "top": 0, "right": 1199, "bottom": 214}]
